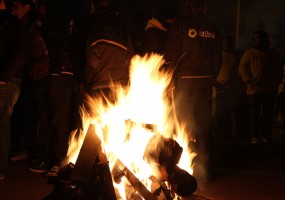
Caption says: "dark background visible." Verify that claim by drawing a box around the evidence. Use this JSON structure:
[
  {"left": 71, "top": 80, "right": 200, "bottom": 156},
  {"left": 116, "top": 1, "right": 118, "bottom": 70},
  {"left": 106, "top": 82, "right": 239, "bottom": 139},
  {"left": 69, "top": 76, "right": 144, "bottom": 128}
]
[{"left": 46, "top": 0, "right": 285, "bottom": 57}]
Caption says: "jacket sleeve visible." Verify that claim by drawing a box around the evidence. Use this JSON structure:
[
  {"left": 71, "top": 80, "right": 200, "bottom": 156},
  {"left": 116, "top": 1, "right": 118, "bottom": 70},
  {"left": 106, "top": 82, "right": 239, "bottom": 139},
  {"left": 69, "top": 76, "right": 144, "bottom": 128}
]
[
  {"left": 212, "top": 30, "right": 222, "bottom": 79},
  {"left": 163, "top": 23, "right": 183, "bottom": 72},
  {"left": 239, "top": 50, "right": 252, "bottom": 84},
  {"left": 0, "top": 21, "right": 29, "bottom": 82}
]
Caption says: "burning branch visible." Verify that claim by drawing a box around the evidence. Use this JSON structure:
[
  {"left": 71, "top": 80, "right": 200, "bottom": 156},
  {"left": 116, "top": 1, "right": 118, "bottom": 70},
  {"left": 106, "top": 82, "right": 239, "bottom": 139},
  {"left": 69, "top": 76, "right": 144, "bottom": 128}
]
[{"left": 114, "top": 159, "right": 157, "bottom": 200}]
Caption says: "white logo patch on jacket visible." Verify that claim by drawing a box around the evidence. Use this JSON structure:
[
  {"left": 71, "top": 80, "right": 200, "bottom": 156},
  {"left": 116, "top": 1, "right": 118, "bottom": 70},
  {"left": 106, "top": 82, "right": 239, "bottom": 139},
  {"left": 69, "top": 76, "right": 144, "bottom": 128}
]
[{"left": 188, "top": 29, "right": 216, "bottom": 39}]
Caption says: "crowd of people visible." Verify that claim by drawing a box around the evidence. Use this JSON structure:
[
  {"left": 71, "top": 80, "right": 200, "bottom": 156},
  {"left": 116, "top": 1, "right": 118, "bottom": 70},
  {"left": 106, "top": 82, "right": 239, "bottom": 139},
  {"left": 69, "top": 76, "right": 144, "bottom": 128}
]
[{"left": 1, "top": 0, "right": 284, "bottom": 184}]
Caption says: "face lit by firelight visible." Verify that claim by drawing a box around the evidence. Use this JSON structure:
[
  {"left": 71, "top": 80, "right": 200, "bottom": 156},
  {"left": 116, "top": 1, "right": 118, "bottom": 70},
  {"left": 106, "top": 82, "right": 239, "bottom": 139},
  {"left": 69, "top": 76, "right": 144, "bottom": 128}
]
[{"left": 12, "top": 2, "right": 30, "bottom": 19}]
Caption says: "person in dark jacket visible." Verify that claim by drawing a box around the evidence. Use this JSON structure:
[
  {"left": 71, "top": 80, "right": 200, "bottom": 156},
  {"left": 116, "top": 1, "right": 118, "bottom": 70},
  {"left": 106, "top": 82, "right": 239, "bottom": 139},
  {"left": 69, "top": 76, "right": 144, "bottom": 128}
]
[
  {"left": 11, "top": 0, "right": 51, "bottom": 167},
  {"left": 163, "top": 0, "right": 222, "bottom": 182},
  {"left": 0, "top": 0, "right": 29, "bottom": 180},
  {"left": 71, "top": 0, "right": 134, "bottom": 149},
  {"left": 12, "top": 0, "right": 77, "bottom": 174},
  {"left": 84, "top": 0, "right": 134, "bottom": 97}
]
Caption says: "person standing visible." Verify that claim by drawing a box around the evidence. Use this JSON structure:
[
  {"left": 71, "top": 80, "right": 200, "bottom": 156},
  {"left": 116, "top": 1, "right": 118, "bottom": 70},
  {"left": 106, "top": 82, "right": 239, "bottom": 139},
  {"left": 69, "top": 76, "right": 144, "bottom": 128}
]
[
  {"left": 84, "top": 0, "right": 134, "bottom": 99},
  {"left": 163, "top": 0, "right": 222, "bottom": 182},
  {"left": 11, "top": 0, "right": 51, "bottom": 169},
  {"left": 0, "top": 0, "right": 29, "bottom": 180},
  {"left": 239, "top": 30, "right": 282, "bottom": 144},
  {"left": 212, "top": 35, "right": 245, "bottom": 140}
]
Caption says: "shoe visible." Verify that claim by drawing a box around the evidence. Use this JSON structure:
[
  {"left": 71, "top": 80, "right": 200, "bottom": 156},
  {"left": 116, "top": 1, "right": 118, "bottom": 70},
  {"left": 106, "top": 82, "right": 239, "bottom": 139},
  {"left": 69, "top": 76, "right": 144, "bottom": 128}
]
[
  {"left": 251, "top": 137, "right": 259, "bottom": 144},
  {"left": 10, "top": 150, "right": 29, "bottom": 161},
  {"left": 46, "top": 165, "right": 60, "bottom": 177},
  {"left": 28, "top": 160, "right": 51, "bottom": 173}
]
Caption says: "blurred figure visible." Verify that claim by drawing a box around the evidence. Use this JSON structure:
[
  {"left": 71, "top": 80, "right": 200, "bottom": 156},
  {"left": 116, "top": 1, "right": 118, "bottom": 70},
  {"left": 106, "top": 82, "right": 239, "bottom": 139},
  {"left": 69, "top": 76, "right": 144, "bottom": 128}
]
[
  {"left": 0, "top": 0, "right": 29, "bottom": 180},
  {"left": 212, "top": 35, "right": 246, "bottom": 140},
  {"left": 276, "top": 59, "right": 285, "bottom": 133},
  {"left": 12, "top": 0, "right": 77, "bottom": 174},
  {"left": 11, "top": 0, "right": 50, "bottom": 165},
  {"left": 141, "top": 4, "right": 175, "bottom": 55},
  {"left": 239, "top": 30, "right": 282, "bottom": 144},
  {"left": 30, "top": 0, "right": 77, "bottom": 173},
  {"left": 163, "top": 0, "right": 222, "bottom": 182}
]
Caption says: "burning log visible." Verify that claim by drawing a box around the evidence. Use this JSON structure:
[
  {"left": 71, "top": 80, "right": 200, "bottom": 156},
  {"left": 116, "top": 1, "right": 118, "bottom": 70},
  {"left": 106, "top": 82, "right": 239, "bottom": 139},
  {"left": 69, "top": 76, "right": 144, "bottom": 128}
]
[
  {"left": 143, "top": 134, "right": 197, "bottom": 197},
  {"left": 143, "top": 133, "right": 183, "bottom": 179},
  {"left": 168, "top": 166, "right": 197, "bottom": 197},
  {"left": 44, "top": 124, "right": 117, "bottom": 200},
  {"left": 114, "top": 159, "right": 157, "bottom": 200}
]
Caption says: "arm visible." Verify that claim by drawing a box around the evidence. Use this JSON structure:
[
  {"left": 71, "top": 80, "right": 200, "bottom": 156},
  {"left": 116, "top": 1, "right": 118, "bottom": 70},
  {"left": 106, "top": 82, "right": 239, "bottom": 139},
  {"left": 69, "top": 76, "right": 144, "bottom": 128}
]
[{"left": 238, "top": 50, "right": 252, "bottom": 84}]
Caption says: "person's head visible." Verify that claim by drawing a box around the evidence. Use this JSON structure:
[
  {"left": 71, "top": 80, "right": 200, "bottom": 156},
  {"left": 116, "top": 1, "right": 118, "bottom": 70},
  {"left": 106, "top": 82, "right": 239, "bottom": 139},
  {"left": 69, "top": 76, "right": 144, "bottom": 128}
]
[
  {"left": 252, "top": 30, "right": 270, "bottom": 50},
  {"left": 12, "top": 0, "right": 35, "bottom": 19},
  {"left": 222, "top": 35, "right": 234, "bottom": 52},
  {"left": 34, "top": 0, "right": 48, "bottom": 15},
  {"left": 180, "top": 0, "right": 207, "bottom": 16},
  {"left": 91, "top": 0, "right": 114, "bottom": 13}
]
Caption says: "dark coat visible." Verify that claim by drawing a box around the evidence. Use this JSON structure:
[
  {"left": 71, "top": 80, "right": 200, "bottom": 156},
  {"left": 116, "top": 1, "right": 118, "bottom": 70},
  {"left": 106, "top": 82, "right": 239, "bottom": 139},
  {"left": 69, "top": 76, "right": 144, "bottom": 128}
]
[
  {"left": 0, "top": 10, "right": 29, "bottom": 82},
  {"left": 85, "top": 9, "right": 134, "bottom": 92},
  {"left": 164, "top": 14, "right": 222, "bottom": 88},
  {"left": 21, "top": 11, "right": 50, "bottom": 80}
]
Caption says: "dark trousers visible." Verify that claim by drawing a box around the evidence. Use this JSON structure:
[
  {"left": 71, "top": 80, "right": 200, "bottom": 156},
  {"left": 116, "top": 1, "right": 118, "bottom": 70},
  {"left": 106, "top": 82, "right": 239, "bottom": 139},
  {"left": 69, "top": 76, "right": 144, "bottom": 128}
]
[
  {"left": 11, "top": 76, "right": 37, "bottom": 155},
  {"left": 248, "top": 94, "right": 274, "bottom": 140},
  {"left": 213, "top": 89, "right": 247, "bottom": 139},
  {"left": 0, "top": 79, "right": 22, "bottom": 174},
  {"left": 33, "top": 77, "right": 52, "bottom": 161},
  {"left": 173, "top": 78, "right": 213, "bottom": 175},
  {"left": 49, "top": 74, "right": 78, "bottom": 166}
]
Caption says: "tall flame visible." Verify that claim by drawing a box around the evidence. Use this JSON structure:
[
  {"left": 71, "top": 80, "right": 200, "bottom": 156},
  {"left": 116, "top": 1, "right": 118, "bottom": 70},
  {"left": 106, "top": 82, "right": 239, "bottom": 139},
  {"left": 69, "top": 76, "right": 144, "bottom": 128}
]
[{"left": 66, "top": 54, "right": 195, "bottom": 199}]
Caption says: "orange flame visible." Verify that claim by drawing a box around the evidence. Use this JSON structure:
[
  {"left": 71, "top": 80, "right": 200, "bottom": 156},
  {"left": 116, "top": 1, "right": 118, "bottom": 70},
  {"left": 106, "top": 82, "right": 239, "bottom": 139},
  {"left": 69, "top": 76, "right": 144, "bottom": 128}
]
[{"left": 66, "top": 54, "right": 195, "bottom": 199}]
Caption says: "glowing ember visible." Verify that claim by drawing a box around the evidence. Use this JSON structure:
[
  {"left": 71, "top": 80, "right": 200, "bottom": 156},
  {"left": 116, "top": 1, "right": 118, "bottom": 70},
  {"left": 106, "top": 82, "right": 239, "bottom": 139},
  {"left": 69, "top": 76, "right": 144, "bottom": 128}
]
[{"left": 66, "top": 54, "right": 196, "bottom": 199}]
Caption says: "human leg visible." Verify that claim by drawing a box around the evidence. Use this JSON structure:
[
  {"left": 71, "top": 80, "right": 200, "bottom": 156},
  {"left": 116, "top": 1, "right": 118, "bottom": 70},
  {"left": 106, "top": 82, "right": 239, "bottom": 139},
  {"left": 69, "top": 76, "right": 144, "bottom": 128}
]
[{"left": 0, "top": 79, "right": 21, "bottom": 178}]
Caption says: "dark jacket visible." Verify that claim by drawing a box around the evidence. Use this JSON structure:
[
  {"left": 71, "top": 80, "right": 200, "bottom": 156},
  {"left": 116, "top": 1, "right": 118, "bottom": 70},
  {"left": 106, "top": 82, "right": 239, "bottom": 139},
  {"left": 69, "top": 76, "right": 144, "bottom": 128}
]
[
  {"left": 85, "top": 9, "right": 134, "bottom": 92},
  {"left": 0, "top": 10, "right": 29, "bottom": 82},
  {"left": 37, "top": 15, "right": 70, "bottom": 75},
  {"left": 164, "top": 14, "right": 222, "bottom": 88},
  {"left": 21, "top": 11, "right": 50, "bottom": 80}
]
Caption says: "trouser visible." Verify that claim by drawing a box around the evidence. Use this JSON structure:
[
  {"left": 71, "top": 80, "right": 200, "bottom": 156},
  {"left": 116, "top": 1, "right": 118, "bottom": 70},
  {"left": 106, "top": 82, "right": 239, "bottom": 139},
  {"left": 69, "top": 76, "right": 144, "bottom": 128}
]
[
  {"left": 33, "top": 77, "right": 52, "bottom": 161},
  {"left": 48, "top": 74, "right": 78, "bottom": 166},
  {"left": 248, "top": 94, "right": 274, "bottom": 140},
  {"left": 0, "top": 79, "right": 22, "bottom": 173},
  {"left": 213, "top": 89, "right": 245, "bottom": 138},
  {"left": 173, "top": 78, "right": 213, "bottom": 174},
  {"left": 11, "top": 76, "right": 37, "bottom": 155}
]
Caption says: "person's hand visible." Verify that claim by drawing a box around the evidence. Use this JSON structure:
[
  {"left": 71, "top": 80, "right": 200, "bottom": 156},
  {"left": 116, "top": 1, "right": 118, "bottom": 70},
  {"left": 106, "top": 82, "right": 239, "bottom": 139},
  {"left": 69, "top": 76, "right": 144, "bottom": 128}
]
[{"left": 0, "top": 81, "right": 6, "bottom": 85}]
